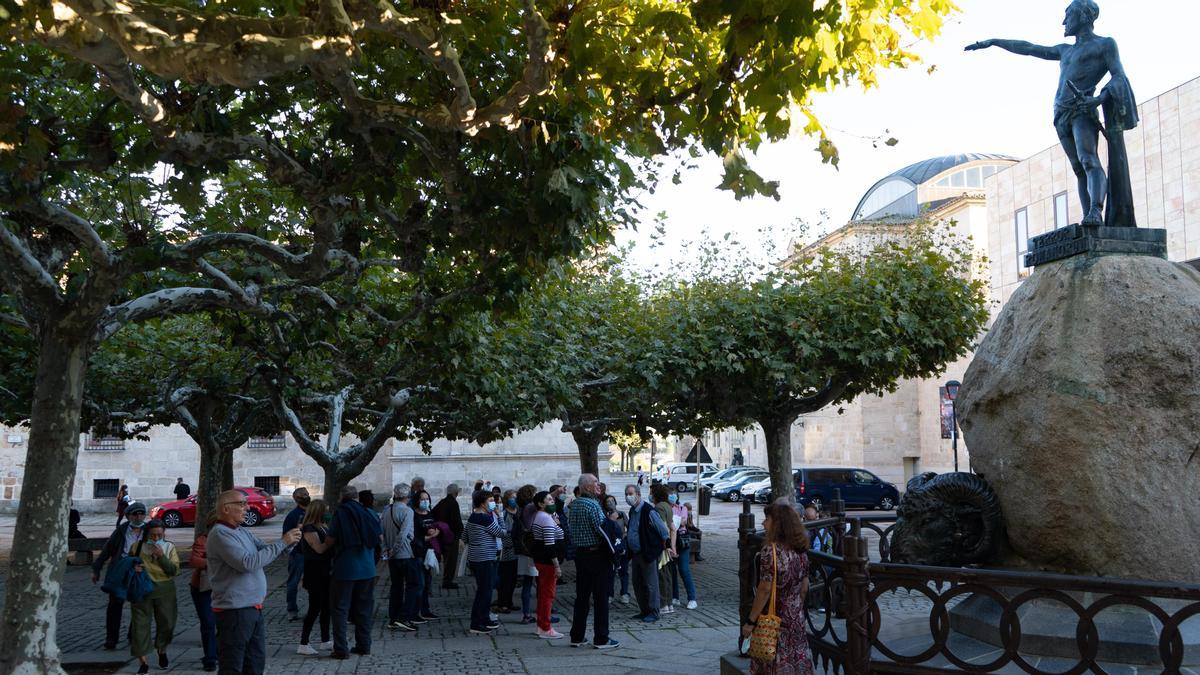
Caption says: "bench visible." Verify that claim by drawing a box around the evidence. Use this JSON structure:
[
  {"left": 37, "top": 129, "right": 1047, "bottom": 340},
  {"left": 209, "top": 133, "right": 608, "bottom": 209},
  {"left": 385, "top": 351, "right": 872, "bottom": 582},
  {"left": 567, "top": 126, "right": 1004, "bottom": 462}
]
[{"left": 67, "top": 537, "right": 108, "bottom": 566}]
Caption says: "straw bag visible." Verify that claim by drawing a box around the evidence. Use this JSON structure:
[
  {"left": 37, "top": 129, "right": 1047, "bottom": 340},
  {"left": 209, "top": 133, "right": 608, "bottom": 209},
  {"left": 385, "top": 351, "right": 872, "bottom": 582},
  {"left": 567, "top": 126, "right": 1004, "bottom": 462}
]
[{"left": 748, "top": 545, "right": 783, "bottom": 662}]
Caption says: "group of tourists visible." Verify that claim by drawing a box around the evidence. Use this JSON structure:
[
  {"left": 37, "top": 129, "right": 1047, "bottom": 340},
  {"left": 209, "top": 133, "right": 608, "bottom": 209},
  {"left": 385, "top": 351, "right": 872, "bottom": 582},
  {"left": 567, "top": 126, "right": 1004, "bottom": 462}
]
[{"left": 88, "top": 473, "right": 712, "bottom": 673}]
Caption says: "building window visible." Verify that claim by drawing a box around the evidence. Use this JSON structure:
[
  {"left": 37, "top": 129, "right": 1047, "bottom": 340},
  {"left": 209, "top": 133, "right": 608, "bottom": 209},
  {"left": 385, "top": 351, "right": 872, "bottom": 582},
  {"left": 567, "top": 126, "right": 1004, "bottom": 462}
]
[
  {"left": 93, "top": 478, "right": 120, "bottom": 499},
  {"left": 248, "top": 435, "right": 286, "bottom": 450},
  {"left": 1016, "top": 208, "right": 1030, "bottom": 278},
  {"left": 1054, "top": 192, "right": 1069, "bottom": 229},
  {"left": 86, "top": 436, "right": 125, "bottom": 452},
  {"left": 254, "top": 476, "right": 281, "bottom": 495},
  {"left": 966, "top": 167, "right": 982, "bottom": 188}
]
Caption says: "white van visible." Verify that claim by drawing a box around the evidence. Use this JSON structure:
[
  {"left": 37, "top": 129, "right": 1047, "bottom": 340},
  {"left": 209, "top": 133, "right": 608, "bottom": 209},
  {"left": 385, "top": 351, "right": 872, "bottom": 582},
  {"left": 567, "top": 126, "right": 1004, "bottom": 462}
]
[{"left": 653, "top": 462, "right": 718, "bottom": 491}]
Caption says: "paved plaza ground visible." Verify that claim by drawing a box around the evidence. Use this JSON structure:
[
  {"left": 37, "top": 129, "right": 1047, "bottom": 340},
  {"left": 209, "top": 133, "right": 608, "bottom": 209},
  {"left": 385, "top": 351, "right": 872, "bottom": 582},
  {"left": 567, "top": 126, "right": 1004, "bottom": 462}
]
[{"left": 1, "top": 500, "right": 761, "bottom": 674}]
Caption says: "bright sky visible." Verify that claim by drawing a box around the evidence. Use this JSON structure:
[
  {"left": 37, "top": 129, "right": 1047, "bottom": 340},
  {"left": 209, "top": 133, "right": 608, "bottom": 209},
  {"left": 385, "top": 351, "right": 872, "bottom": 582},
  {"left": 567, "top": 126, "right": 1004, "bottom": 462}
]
[{"left": 617, "top": 0, "right": 1200, "bottom": 271}]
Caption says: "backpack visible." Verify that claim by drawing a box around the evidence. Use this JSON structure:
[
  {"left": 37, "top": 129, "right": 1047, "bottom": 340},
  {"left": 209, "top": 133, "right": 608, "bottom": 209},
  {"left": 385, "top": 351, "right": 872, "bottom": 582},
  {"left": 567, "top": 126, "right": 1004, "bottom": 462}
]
[
  {"left": 600, "top": 517, "right": 626, "bottom": 559},
  {"left": 510, "top": 512, "right": 526, "bottom": 556}
]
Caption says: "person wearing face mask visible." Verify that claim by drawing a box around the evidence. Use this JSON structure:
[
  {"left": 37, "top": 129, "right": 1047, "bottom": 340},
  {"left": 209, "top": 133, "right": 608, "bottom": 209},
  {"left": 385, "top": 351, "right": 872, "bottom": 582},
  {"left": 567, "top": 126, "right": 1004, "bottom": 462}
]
[
  {"left": 624, "top": 485, "right": 669, "bottom": 623},
  {"left": 494, "top": 489, "right": 520, "bottom": 614},
  {"left": 93, "top": 500, "right": 149, "bottom": 650},
  {"left": 381, "top": 483, "right": 421, "bottom": 632},
  {"left": 129, "top": 519, "right": 180, "bottom": 673},
  {"left": 431, "top": 484, "right": 464, "bottom": 590},
  {"left": 410, "top": 490, "right": 440, "bottom": 621},
  {"left": 283, "top": 487, "right": 311, "bottom": 621},
  {"left": 603, "top": 495, "right": 631, "bottom": 604},
  {"left": 464, "top": 489, "right": 507, "bottom": 634},
  {"left": 650, "top": 483, "right": 678, "bottom": 616},
  {"left": 530, "top": 490, "right": 565, "bottom": 638},
  {"left": 513, "top": 484, "right": 539, "bottom": 624},
  {"left": 668, "top": 487, "right": 697, "bottom": 609}
]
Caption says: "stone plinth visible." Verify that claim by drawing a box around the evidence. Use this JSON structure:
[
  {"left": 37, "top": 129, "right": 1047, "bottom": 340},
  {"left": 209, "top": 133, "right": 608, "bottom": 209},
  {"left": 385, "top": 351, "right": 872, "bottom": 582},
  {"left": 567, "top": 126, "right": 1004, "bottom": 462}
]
[{"left": 956, "top": 251, "right": 1200, "bottom": 581}]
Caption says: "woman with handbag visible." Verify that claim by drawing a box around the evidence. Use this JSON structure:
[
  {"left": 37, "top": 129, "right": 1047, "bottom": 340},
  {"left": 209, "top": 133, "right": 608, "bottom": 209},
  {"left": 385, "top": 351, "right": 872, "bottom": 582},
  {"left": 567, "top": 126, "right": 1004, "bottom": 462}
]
[
  {"left": 129, "top": 519, "right": 179, "bottom": 674},
  {"left": 742, "top": 502, "right": 813, "bottom": 675}
]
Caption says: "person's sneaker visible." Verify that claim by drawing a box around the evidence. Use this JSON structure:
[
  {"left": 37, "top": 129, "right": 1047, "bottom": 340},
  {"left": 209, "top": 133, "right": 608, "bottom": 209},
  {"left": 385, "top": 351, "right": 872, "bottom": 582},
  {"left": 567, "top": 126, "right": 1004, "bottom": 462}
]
[
  {"left": 469, "top": 626, "right": 494, "bottom": 635},
  {"left": 387, "top": 620, "right": 416, "bottom": 631},
  {"left": 619, "top": 594, "right": 630, "bottom": 604},
  {"left": 485, "top": 621, "right": 501, "bottom": 630},
  {"left": 642, "top": 613, "right": 659, "bottom": 623},
  {"left": 686, "top": 600, "right": 698, "bottom": 610},
  {"left": 288, "top": 611, "right": 300, "bottom": 621},
  {"left": 202, "top": 664, "right": 217, "bottom": 672},
  {"left": 420, "top": 611, "right": 439, "bottom": 620},
  {"left": 409, "top": 617, "right": 428, "bottom": 625},
  {"left": 350, "top": 646, "right": 370, "bottom": 656},
  {"left": 671, "top": 598, "right": 681, "bottom": 606},
  {"left": 317, "top": 641, "right": 334, "bottom": 650},
  {"left": 536, "top": 628, "right": 564, "bottom": 639},
  {"left": 296, "top": 644, "right": 318, "bottom": 656},
  {"left": 158, "top": 652, "right": 168, "bottom": 668},
  {"left": 331, "top": 651, "right": 349, "bottom": 660},
  {"left": 520, "top": 615, "right": 536, "bottom": 624},
  {"left": 136, "top": 663, "right": 149, "bottom": 675},
  {"left": 569, "top": 639, "right": 588, "bottom": 648},
  {"left": 594, "top": 639, "right": 620, "bottom": 650},
  {"left": 489, "top": 612, "right": 499, "bottom": 622}
]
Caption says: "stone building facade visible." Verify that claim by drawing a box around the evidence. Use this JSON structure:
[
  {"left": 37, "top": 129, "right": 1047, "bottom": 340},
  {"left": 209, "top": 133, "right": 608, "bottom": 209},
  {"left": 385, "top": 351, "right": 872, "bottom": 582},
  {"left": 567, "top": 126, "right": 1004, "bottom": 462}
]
[
  {"left": 0, "top": 422, "right": 605, "bottom": 514},
  {"left": 987, "top": 75, "right": 1200, "bottom": 304}
]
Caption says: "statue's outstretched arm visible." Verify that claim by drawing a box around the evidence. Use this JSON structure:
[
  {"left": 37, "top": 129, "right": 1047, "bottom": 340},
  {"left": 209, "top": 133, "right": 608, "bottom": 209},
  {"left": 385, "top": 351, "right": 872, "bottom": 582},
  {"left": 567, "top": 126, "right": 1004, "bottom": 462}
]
[{"left": 965, "top": 39, "right": 1062, "bottom": 61}]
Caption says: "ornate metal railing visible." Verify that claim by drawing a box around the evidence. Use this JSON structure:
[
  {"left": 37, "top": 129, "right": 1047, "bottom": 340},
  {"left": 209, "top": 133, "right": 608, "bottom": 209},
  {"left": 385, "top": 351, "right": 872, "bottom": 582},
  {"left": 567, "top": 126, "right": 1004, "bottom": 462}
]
[{"left": 735, "top": 495, "right": 1200, "bottom": 674}]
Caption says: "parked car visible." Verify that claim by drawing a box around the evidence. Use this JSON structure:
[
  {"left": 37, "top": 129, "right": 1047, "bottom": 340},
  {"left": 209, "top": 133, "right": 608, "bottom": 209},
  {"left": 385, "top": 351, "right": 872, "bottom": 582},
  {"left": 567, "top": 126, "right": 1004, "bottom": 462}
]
[
  {"left": 653, "top": 462, "right": 718, "bottom": 491},
  {"left": 712, "top": 472, "right": 770, "bottom": 501},
  {"left": 794, "top": 467, "right": 900, "bottom": 512},
  {"left": 751, "top": 469, "right": 802, "bottom": 504},
  {"left": 741, "top": 478, "right": 771, "bottom": 503},
  {"left": 701, "top": 466, "right": 766, "bottom": 489},
  {"left": 150, "top": 486, "right": 277, "bottom": 528}
]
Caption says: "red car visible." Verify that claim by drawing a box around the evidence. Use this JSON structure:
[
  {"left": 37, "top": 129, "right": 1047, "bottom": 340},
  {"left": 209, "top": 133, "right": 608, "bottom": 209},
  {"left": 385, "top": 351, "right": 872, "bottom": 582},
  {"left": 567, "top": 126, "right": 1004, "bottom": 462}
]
[{"left": 150, "top": 486, "right": 276, "bottom": 528}]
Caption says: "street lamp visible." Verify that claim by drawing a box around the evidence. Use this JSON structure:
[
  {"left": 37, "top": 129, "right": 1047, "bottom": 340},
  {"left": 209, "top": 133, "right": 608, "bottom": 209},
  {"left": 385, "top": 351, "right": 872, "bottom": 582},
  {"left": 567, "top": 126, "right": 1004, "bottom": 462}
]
[{"left": 945, "top": 379, "right": 961, "bottom": 472}]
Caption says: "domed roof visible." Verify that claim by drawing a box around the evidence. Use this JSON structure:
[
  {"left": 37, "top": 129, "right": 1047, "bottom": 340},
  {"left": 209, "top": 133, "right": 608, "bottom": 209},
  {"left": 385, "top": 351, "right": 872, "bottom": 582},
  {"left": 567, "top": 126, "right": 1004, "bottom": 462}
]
[
  {"left": 851, "top": 153, "right": 1018, "bottom": 222},
  {"left": 884, "top": 153, "right": 1016, "bottom": 186}
]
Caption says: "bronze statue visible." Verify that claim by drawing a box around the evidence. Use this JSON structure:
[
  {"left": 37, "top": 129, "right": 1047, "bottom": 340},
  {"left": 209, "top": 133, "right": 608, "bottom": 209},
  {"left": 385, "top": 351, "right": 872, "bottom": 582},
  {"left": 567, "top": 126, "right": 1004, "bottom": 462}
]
[{"left": 967, "top": 0, "right": 1138, "bottom": 227}]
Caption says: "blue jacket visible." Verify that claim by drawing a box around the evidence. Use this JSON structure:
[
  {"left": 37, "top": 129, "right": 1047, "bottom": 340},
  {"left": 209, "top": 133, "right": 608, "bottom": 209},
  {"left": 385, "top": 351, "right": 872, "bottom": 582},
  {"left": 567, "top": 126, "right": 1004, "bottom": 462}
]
[{"left": 102, "top": 556, "right": 155, "bottom": 602}]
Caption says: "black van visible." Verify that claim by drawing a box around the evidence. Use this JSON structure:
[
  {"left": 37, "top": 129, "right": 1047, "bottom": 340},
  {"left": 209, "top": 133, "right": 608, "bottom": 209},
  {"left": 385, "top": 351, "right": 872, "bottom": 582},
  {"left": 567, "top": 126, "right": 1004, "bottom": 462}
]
[{"left": 793, "top": 467, "right": 900, "bottom": 512}]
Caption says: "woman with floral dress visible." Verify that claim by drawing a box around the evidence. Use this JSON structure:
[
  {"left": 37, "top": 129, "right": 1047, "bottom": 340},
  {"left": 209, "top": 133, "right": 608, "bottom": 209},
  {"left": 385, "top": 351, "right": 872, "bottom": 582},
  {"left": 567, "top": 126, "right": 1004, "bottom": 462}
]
[{"left": 742, "top": 502, "right": 813, "bottom": 675}]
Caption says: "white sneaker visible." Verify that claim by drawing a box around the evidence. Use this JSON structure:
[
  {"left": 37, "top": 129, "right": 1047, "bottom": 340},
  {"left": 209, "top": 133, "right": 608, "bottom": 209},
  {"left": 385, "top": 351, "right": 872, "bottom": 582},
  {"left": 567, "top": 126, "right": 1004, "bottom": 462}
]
[
  {"left": 671, "top": 598, "right": 681, "bottom": 606},
  {"left": 317, "top": 641, "right": 333, "bottom": 650},
  {"left": 296, "top": 644, "right": 318, "bottom": 656},
  {"left": 619, "top": 594, "right": 630, "bottom": 604},
  {"left": 660, "top": 606, "right": 672, "bottom": 615},
  {"left": 536, "top": 628, "right": 564, "bottom": 640},
  {"left": 489, "top": 613, "right": 499, "bottom": 622},
  {"left": 686, "top": 600, "right": 698, "bottom": 610}
]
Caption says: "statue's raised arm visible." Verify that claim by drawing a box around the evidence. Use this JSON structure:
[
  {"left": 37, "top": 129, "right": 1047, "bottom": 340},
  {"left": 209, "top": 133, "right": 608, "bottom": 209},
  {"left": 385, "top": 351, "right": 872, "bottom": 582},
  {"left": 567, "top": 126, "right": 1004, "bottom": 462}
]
[
  {"left": 965, "top": 0, "right": 1138, "bottom": 228},
  {"left": 965, "top": 39, "right": 1063, "bottom": 61}
]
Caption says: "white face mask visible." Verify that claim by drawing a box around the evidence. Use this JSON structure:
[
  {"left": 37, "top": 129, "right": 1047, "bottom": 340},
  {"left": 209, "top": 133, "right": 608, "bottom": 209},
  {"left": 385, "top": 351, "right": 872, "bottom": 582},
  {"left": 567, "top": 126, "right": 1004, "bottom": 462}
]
[{"left": 625, "top": 495, "right": 637, "bottom": 506}]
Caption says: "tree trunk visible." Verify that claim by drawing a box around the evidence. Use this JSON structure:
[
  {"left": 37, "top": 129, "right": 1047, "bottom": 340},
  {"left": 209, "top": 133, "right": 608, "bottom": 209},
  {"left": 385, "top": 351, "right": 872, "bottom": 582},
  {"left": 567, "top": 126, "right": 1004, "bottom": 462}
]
[
  {"left": 194, "top": 441, "right": 232, "bottom": 537},
  {"left": 759, "top": 414, "right": 799, "bottom": 505},
  {"left": 572, "top": 427, "right": 606, "bottom": 476},
  {"left": 0, "top": 330, "right": 90, "bottom": 674},
  {"left": 322, "top": 463, "right": 352, "bottom": 507}
]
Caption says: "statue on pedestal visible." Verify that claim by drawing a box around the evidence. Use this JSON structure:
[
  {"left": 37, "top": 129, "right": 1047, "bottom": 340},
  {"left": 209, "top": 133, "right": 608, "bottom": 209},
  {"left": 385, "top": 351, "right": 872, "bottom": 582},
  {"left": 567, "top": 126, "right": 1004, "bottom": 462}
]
[{"left": 966, "top": 0, "right": 1139, "bottom": 227}]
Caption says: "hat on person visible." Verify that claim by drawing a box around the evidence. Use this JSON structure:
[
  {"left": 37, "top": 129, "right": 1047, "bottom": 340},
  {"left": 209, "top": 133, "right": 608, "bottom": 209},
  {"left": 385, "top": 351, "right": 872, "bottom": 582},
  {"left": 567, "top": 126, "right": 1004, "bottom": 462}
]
[{"left": 125, "top": 501, "right": 147, "bottom": 515}]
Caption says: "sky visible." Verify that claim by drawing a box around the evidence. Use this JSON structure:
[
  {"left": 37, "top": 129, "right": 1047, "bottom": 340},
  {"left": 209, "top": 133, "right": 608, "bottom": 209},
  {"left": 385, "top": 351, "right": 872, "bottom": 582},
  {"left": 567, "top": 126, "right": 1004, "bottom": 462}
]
[{"left": 616, "top": 0, "right": 1200, "bottom": 271}]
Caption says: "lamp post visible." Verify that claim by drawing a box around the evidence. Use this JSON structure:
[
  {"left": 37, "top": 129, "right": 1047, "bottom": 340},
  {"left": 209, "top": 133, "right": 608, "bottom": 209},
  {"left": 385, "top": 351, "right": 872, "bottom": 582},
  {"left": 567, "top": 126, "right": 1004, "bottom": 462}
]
[{"left": 945, "top": 380, "right": 961, "bottom": 472}]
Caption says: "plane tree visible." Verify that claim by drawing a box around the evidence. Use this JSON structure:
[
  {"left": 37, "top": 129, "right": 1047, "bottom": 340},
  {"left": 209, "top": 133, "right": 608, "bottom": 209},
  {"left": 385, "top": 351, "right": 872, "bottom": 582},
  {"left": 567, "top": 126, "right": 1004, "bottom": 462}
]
[{"left": 650, "top": 231, "right": 990, "bottom": 503}]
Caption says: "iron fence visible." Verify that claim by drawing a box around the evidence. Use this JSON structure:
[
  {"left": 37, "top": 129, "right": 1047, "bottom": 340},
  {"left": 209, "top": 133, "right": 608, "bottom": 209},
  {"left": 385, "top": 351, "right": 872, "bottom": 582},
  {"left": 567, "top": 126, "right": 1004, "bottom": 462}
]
[{"left": 735, "top": 494, "right": 1200, "bottom": 674}]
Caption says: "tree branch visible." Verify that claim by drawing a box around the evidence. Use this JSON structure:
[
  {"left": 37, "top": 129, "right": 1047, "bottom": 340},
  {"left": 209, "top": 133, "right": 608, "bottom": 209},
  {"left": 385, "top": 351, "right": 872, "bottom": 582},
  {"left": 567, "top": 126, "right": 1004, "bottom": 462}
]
[
  {"left": 0, "top": 313, "right": 30, "bottom": 330},
  {"left": 18, "top": 199, "right": 113, "bottom": 267},
  {"left": 99, "top": 287, "right": 281, "bottom": 340},
  {"left": 786, "top": 376, "right": 853, "bottom": 417},
  {"left": 0, "top": 219, "right": 65, "bottom": 307}
]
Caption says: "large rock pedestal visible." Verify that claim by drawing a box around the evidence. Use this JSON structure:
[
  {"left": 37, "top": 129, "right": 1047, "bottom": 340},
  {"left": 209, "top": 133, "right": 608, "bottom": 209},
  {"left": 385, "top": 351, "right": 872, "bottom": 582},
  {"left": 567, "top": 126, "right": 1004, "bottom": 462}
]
[{"left": 957, "top": 253, "right": 1200, "bottom": 582}]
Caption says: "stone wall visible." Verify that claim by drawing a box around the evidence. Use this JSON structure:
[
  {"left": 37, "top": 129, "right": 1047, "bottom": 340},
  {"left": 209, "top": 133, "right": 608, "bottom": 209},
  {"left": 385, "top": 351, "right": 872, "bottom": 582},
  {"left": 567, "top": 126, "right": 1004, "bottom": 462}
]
[{"left": 0, "top": 421, "right": 598, "bottom": 514}]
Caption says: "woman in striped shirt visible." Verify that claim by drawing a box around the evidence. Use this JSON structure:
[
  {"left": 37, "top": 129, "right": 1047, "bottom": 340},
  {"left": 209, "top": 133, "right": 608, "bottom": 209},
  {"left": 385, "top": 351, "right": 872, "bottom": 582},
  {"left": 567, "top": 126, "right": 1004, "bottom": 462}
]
[
  {"left": 530, "top": 490, "right": 565, "bottom": 639},
  {"left": 464, "top": 490, "right": 506, "bottom": 634}
]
